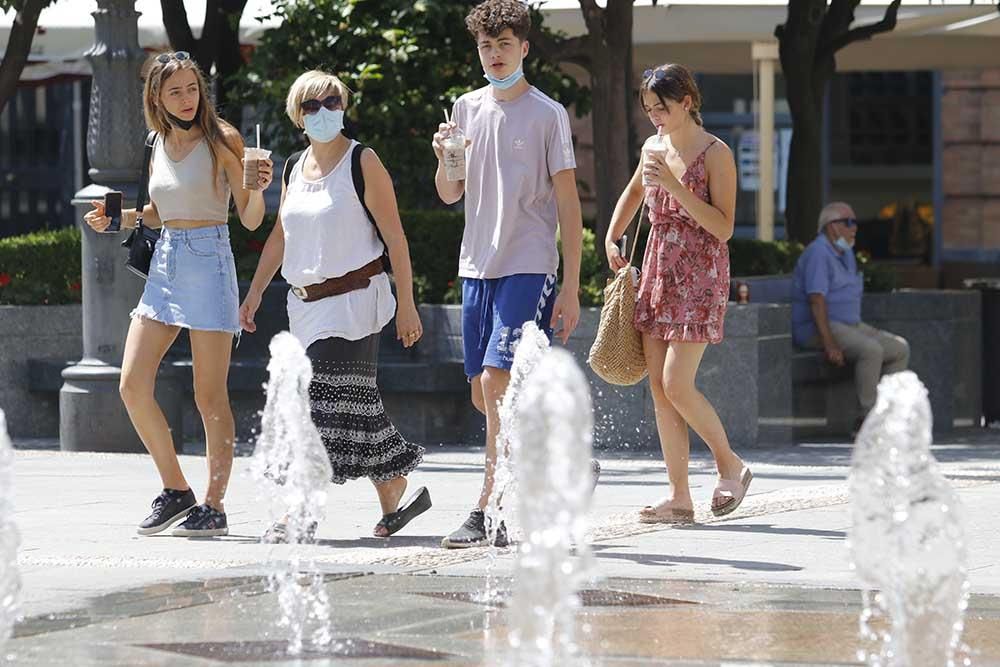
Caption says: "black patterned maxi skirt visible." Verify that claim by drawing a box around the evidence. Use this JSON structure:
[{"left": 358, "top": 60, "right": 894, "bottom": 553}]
[{"left": 306, "top": 334, "right": 424, "bottom": 484}]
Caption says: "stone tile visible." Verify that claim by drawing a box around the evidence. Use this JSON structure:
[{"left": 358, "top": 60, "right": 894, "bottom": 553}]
[
  {"left": 983, "top": 199, "right": 1000, "bottom": 249},
  {"left": 943, "top": 145, "right": 982, "bottom": 196},
  {"left": 942, "top": 198, "right": 983, "bottom": 248},
  {"left": 943, "top": 69, "right": 986, "bottom": 89},
  {"left": 942, "top": 88, "right": 982, "bottom": 142},
  {"left": 982, "top": 90, "right": 1000, "bottom": 142},
  {"left": 983, "top": 146, "right": 1000, "bottom": 196}
]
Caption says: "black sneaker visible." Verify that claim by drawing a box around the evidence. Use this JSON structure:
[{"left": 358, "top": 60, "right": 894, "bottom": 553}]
[
  {"left": 137, "top": 488, "right": 196, "bottom": 536},
  {"left": 172, "top": 504, "right": 228, "bottom": 537},
  {"left": 441, "top": 509, "right": 508, "bottom": 549}
]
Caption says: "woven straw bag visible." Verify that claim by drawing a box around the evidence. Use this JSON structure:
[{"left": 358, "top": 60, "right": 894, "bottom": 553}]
[{"left": 587, "top": 203, "right": 648, "bottom": 386}]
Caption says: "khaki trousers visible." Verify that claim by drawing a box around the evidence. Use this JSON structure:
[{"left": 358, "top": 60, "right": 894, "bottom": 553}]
[{"left": 806, "top": 321, "right": 910, "bottom": 412}]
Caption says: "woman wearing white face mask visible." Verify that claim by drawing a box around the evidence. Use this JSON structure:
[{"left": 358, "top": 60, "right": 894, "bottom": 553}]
[{"left": 240, "top": 70, "right": 430, "bottom": 541}]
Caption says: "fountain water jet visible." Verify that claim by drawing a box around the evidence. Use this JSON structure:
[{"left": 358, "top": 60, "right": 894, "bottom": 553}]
[
  {"left": 506, "top": 347, "right": 595, "bottom": 666},
  {"left": 0, "top": 409, "right": 19, "bottom": 649},
  {"left": 480, "top": 322, "right": 553, "bottom": 605},
  {"left": 848, "top": 371, "right": 969, "bottom": 667},
  {"left": 250, "top": 333, "right": 334, "bottom": 655}
]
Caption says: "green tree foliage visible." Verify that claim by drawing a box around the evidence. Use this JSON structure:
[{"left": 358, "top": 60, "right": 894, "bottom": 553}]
[{"left": 234, "top": 0, "right": 589, "bottom": 209}]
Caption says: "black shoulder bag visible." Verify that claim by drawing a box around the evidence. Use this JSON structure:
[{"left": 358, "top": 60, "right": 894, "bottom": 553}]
[
  {"left": 121, "top": 130, "right": 160, "bottom": 280},
  {"left": 282, "top": 143, "right": 392, "bottom": 273}
]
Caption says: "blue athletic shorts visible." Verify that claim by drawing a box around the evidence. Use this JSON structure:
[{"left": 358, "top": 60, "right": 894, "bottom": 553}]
[{"left": 461, "top": 273, "right": 557, "bottom": 379}]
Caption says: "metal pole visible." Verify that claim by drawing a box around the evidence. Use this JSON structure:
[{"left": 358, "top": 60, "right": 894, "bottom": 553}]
[{"left": 60, "top": 0, "right": 182, "bottom": 453}]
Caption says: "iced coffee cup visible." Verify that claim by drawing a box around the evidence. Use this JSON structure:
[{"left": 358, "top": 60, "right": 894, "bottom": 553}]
[
  {"left": 642, "top": 135, "right": 668, "bottom": 187},
  {"left": 243, "top": 147, "right": 272, "bottom": 190},
  {"left": 442, "top": 127, "right": 467, "bottom": 182}
]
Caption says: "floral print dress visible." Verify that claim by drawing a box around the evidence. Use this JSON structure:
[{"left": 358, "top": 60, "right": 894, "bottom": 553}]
[{"left": 634, "top": 140, "right": 730, "bottom": 344}]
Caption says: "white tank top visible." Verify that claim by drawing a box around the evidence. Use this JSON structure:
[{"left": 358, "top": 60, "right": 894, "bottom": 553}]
[
  {"left": 148, "top": 136, "right": 231, "bottom": 223},
  {"left": 280, "top": 141, "right": 395, "bottom": 347}
]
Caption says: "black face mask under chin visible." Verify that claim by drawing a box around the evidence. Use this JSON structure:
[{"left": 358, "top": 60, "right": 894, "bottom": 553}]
[{"left": 166, "top": 107, "right": 200, "bottom": 131}]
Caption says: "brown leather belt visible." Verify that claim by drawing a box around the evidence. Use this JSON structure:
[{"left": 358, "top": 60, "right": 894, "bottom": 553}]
[{"left": 291, "top": 258, "right": 384, "bottom": 303}]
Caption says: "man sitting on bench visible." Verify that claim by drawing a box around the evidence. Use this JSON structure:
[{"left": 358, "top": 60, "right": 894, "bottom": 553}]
[{"left": 791, "top": 202, "right": 910, "bottom": 431}]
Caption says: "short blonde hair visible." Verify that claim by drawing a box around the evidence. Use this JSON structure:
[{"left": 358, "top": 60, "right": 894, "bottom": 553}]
[{"left": 285, "top": 70, "right": 350, "bottom": 128}]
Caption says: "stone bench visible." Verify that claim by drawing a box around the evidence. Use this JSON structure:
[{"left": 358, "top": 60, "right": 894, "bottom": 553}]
[
  {"left": 738, "top": 275, "right": 982, "bottom": 434},
  {"left": 14, "top": 280, "right": 982, "bottom": 448}
]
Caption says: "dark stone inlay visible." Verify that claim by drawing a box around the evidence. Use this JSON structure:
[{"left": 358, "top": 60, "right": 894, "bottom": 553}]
[
  {"left": 413, "top": 589, "right": 698, "bottom": 608},
  {"left": 14, "top": 573, "right": 369, "bottom": 639},
  {"left": 141, "top": 639, "right": 451, "bottom": 662}
]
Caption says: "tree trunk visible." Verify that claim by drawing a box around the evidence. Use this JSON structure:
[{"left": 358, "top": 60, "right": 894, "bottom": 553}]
[
  {"left": 780, "top": 43, "right": 831, "bottom": 243},
  {"left": 205, "top": 0, "right": 247, "bottom": 127},
  {"left": 783, "top": 97, "right": 824, "bottom": 244},
  {"left": 777, "top": 0, "right": 901, "bottom": 243},
  {"left": 0, "top": 0, "right": 46, "bottom": 116},
  {"left": 587, "top": 0, "right": 634, "bottom": 253},
  {"left": 777, "top": 0, "right": 825, "bottom": 244},
  {"left": 160, "top": 0, "right": 246, "bottom": 126}
]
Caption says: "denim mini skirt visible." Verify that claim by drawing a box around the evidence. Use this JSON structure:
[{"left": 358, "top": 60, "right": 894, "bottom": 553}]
[{"left": 131, "top": 224, "right": 240, "bottom": 334}]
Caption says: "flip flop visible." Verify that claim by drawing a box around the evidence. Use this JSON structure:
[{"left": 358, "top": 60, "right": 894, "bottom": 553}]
[
  {"left": 638, "top": 506, "right": 695, "bottom": 525},
  {"left": 375, "top": 486, "right": 432, "bottom": 537},
  {"left": 711, "top": 467, "right": 753, "bottom": 517}
]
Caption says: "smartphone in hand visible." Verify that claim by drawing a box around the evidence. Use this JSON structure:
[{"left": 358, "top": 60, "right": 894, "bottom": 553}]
[{"left": 103, "top": 191, "right": 123, "bottom": 233}]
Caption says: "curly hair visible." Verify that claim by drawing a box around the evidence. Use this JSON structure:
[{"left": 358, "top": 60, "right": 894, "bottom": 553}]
[{"left": 465, "top": 0, "right": 531, "bottom": 41}]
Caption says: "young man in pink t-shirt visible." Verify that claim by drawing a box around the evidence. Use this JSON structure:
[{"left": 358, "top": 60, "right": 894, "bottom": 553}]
[{"left": 431, "top": 0, "right": 595, "bottom": 548}]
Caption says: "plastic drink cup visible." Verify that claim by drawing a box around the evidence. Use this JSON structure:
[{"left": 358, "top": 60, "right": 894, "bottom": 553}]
[
  {"left": 442, "top": 128, "right": 467, "bottom": 182},
  {"left": 642, "top": 135, "right": 668, "bottom": 187},
  {"left": 243, "top": 147, "right": 272, "bottom": 190}
]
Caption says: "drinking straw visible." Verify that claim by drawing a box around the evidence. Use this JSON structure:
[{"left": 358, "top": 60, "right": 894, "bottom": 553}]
[
  {"left": 256, "top": 124, "right": 260, "bottom": 149},
  {"left": 443, "top": 108, "right": 450, "bottom": 125}
]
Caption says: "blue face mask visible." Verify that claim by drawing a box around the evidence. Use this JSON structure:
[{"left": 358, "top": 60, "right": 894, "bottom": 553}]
[
  {"left": 303, "top": 107, "right": 344, "bottom": 143},
  {"left": 484, "top": 62, "right": 524, "bottom": 90},
  {"left": 835, "top": 237, "right": 853, "bottom": 252}
]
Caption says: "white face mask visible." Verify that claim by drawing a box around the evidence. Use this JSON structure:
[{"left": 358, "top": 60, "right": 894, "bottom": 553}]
[
  {"left": 484, "top": 62, "right": 524, "bottom": 90},
  {"left": 835, "top": 237, "right": 853, "bottom": 252},
  {"left": 303, "top": 107, "right": 344, "bottom": 143}
]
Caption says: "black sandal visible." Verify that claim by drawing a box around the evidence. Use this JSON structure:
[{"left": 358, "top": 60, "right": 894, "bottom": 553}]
[{"left": 375, "top": 486, "right": 432, "bottom": 537}]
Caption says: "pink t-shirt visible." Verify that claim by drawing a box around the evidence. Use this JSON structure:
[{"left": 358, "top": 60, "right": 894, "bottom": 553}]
[{"left": 451, "top": 85, "right": 576, "bottom": 279}]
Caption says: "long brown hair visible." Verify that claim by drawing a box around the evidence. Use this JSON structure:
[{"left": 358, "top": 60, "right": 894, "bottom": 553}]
[
  {"left": 142, "top": 53, "right": 240, "bottom": 191},
  {"left": 640, "top": 63, "right": 704, "bottom": 127}
]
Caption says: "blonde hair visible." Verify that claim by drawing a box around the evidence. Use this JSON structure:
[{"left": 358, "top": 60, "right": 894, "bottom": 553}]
[
  {"left": 285, "top": 70, "right": 351, "bottom": 128},
  {"left": 142, "top": 53, "right": 240, "bottom": 192}
]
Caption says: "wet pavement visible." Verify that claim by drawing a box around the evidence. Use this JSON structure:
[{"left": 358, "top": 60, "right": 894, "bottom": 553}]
[{"left": 5, "top": 434, "right": 1000, "bottom": 665}]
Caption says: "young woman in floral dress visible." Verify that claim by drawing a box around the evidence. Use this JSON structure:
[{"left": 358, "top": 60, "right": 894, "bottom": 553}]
[{"left": 605, "top": 63, "right": 752, "bottom": 524}]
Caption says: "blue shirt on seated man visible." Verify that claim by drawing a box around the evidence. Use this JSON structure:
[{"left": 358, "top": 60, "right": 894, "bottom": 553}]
[{"left": 792, "top": 202, "right": 910, "bottom": 429}]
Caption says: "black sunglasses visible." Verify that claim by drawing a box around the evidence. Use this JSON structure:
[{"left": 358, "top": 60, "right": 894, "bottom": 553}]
[
  {"left": 300, "top": 95, "right": 343, "bottom": 115},
  {"left": 155, "top": 51, "right": 190, "bottom": 64},
  {"left": 829, "top": 217, "right": 858, "bottom": 228},
  {"left": 642, "top": 68, "right": 668, "bottom": 84}
]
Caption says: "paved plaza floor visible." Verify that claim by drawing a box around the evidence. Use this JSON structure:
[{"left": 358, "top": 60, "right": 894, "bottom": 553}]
[{"left": 5, "top": 432, "right": 1000, "bottom": 665}]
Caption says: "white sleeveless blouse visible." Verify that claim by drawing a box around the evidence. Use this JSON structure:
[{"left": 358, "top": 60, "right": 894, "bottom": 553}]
[{"left": 280, "top": 141, "right": 395, "bottom": 348}]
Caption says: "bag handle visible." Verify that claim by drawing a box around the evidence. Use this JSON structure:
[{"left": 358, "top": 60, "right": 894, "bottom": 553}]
[
  {"left": 625, "top": 201, "right": 648, "bottom": 267},
  {"left": 134, "top": 130, "right": 157, "bottom": 229}
]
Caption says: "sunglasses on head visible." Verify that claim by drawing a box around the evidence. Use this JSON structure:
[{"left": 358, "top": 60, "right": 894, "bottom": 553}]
[
  {"left": 300, "top": 95, "right": 343, "bottom": 115},
  {"left": 155, "top": 51, "right": 190, "bottom": 64},
  {"left": 642, "top": 68, "right": 668, "bottom": 84},
  {"left": 830, "top": 217, "right": 858, "bottom": 228}
]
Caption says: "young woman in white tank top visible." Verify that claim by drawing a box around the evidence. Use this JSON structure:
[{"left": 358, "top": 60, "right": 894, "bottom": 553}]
[
  {"left": 83, "top": 52, "right": 273, "bottom": 537},
  {"left": 240, "top": 70, "right": 430, "bottom": 541}
]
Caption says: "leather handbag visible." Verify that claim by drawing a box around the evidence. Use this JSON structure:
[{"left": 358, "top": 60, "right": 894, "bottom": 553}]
[
  {"left": 587, "top": 202, "right": 649, "bottom": 386},
  {"left": 121, "top": 131, "right": 159, "bottom": 280}
]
